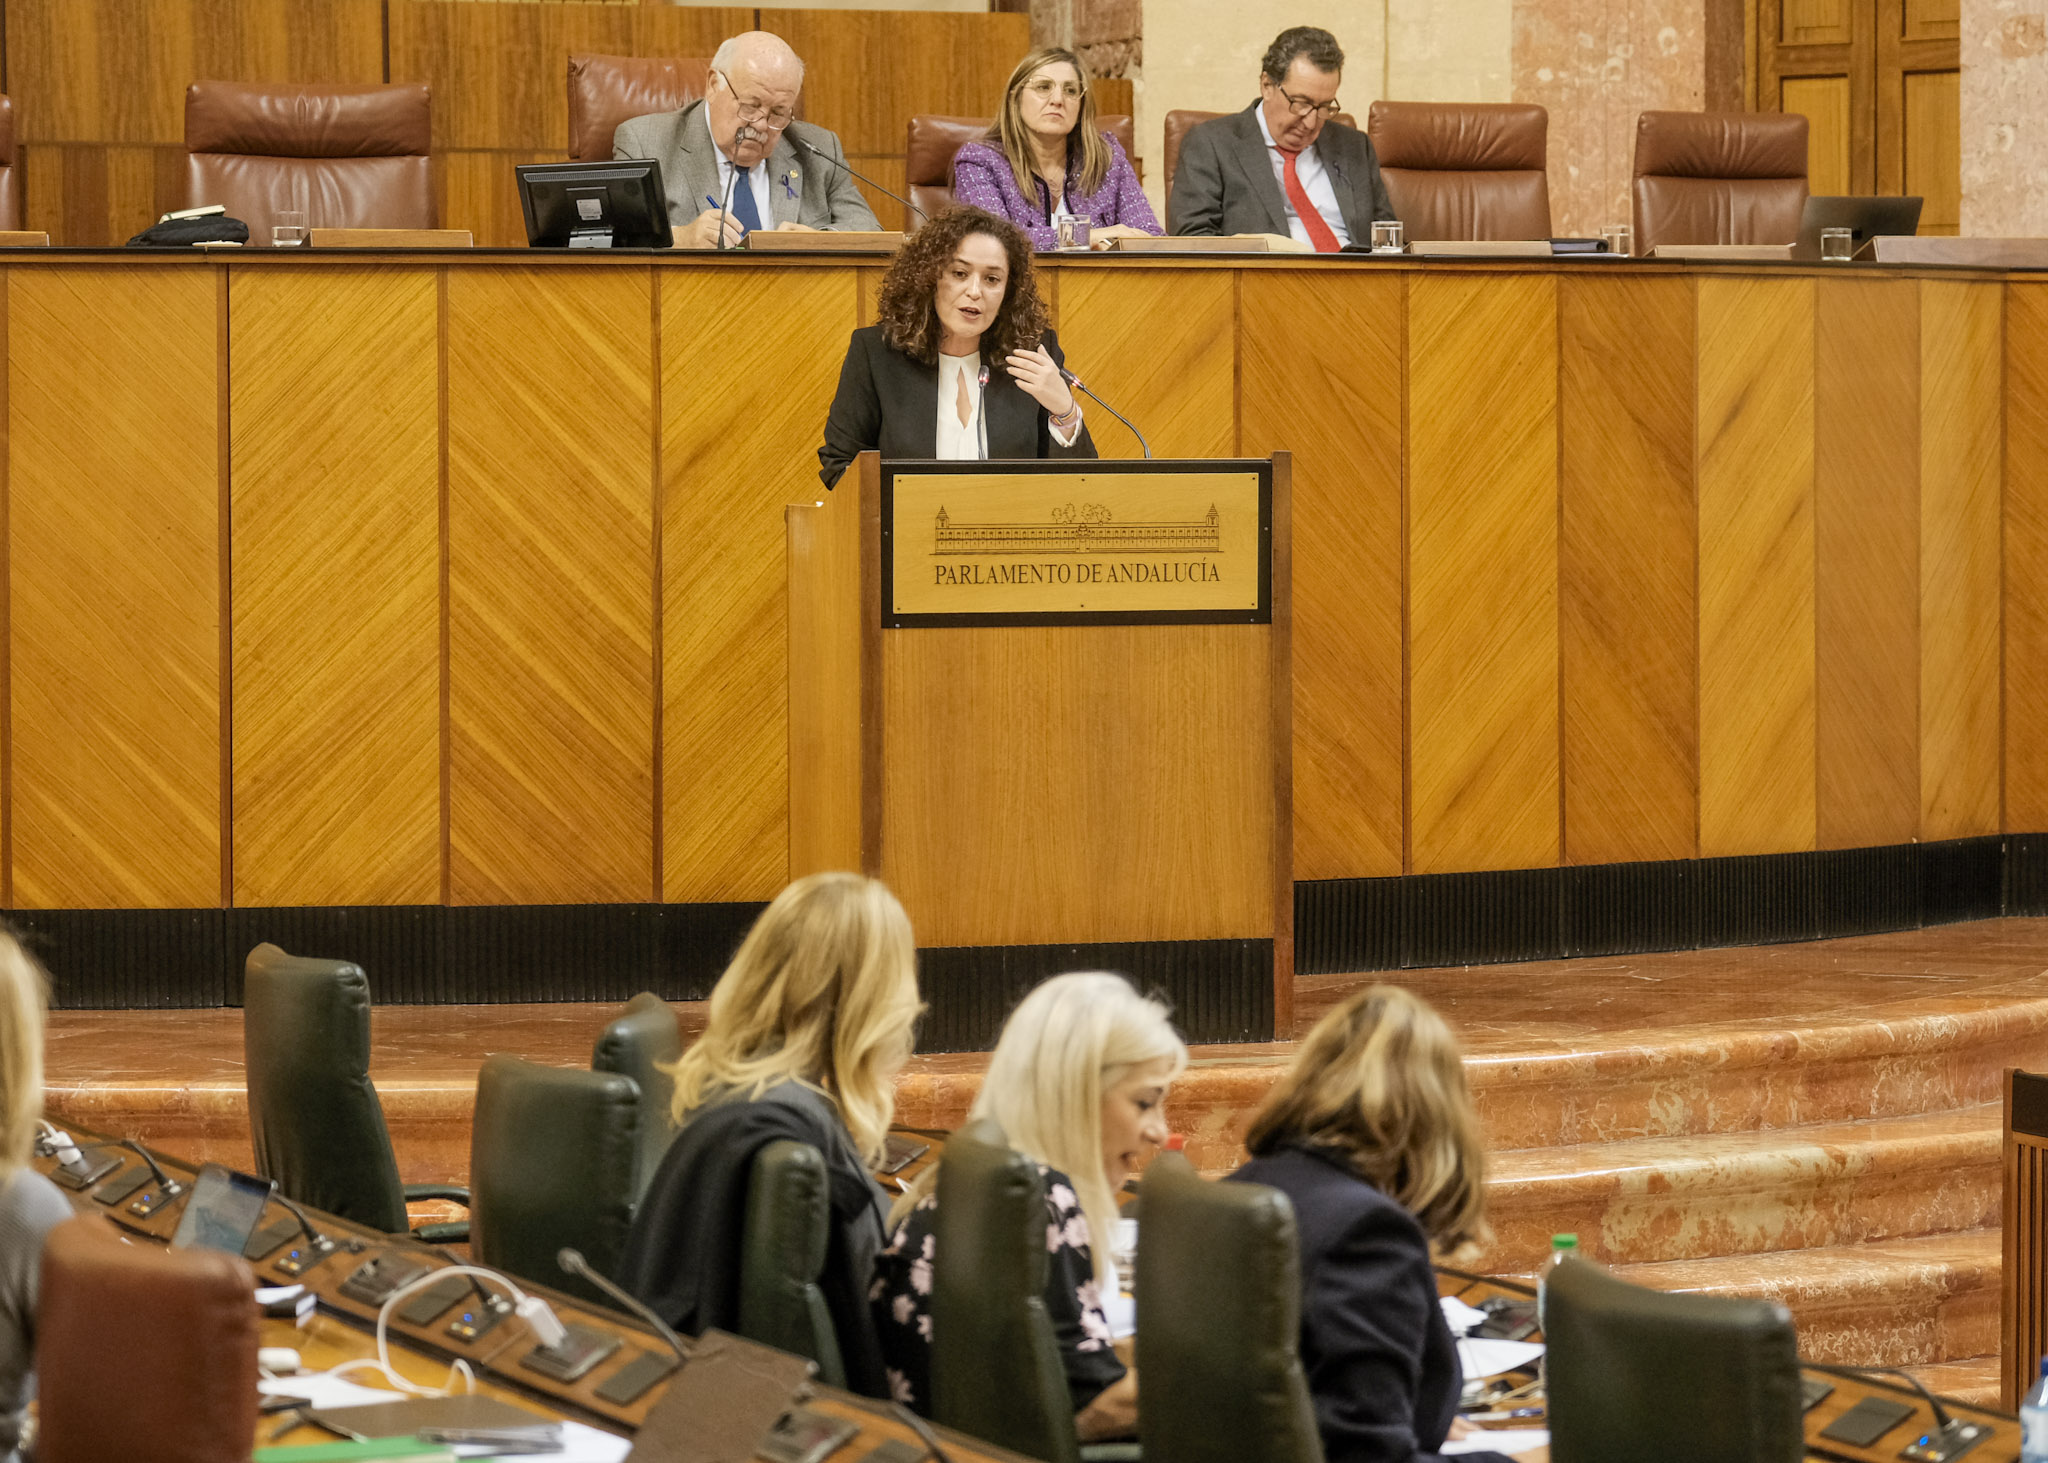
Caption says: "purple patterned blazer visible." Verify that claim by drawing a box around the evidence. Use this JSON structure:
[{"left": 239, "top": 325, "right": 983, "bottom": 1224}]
[{"left": 949, "top": 131, "right": 1161, "bottom": 250}]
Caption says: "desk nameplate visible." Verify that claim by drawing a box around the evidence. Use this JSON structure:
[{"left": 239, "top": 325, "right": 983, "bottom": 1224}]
[{"left": 880, "top": 459, "right": 1272, "bottom": 627}]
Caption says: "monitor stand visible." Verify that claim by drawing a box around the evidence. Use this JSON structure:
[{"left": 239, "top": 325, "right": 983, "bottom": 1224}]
[{"left": 568, "top": 228, "right": 615, "bottom": 249}]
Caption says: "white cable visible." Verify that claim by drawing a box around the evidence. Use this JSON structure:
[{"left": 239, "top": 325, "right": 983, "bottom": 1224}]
[{"left": 319, "top": 1263, "right": 562, "bottom": 1399}]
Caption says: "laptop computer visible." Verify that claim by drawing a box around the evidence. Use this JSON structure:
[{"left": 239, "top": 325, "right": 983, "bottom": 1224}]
[{"left": 1791, "top": 195, "right": 1923, "bottom": 261}]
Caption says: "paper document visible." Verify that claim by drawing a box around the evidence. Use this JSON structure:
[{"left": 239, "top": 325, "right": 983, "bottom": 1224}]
[
  {"left": 258, "top": 1378, "right": 630, "bottom": 1462},
  {"left": 1457, "top": 1337, "right": 1544, "bottom": 1378},
  {"left": 1444, "top": 1427, "right": 1549, "bottom": 1455},
  {"left": 1440, "top": 1295, "right": 1488, "bottom": 1335}
]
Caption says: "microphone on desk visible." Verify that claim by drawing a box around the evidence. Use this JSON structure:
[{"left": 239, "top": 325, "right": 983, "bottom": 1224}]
[
  {"left": 274, "top": 1195, "right": 337, "bottom": 1259},
  {"left": 558, "top": 1247, "right": 690, "bottom": 1363},
  {"left": 1058, "top": 367, "right": 1152, "bottom": 459},
  {"left": 1804, "top": 1362, "right": 1987, "bottom": 1458},
  {"left": 717, "top": 124, "right": 754, "bottom": 249},
  {"left": 114, "top": 1138, "right": 184, "bottom": 1198},
  {"left": 787, "top": 132, "right": 929, "bottom": 228}
]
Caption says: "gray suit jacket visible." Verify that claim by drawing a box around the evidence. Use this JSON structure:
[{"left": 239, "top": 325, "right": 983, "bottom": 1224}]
[
  {"left": 613, "top": 100, "right": 882, "bottom": 232},
  {"left": 1168, "top": 103, "right": 1394, "bottom": 240}
]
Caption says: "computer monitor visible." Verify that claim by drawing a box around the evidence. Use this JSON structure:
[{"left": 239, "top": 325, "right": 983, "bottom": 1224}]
[
  {"left": 517, "top": 160, "right": 674, "bottom": 249},
  {"left": 1792, "top": 195, "right": 1923, "bottom": 261},
  {"left": 1544, "top": 1254, "right": 1804, "bottom": 1463},
  {"left": 169, "top": 1163, "right": 276, "bottom": 1255}
]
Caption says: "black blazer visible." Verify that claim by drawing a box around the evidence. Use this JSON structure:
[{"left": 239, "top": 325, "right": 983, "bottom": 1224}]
[
  {"left": 1168, "top": 103, "right": 1396, "bottom": 240},
  {"left": 1229, "top": 1145, "right": 1510, "bottom": 1463},
  {"left": 817, "top": 324, "right": 1097, "bottom": 488}
]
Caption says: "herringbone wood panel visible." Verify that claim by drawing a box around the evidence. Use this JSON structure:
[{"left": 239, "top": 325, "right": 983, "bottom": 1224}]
[
  {"left": 1408, "top": 273, "right": 1560, "bottom": 874},
  {"left": 9, "top": 267, "right": 220, "bottom": 908},
  {"left": 1559, "top": 274, "right": 1698, "bottom": 865},
  {"left": 2006, "top": 286, "right": 2048, "bottom": 830},
  {"left": 1920, "top": 280, "right": 2003, "bottom": 840},
  {"left": 1242, "top": 271, "right": 1401, "bottom": 880},
  {"left": 1815, "top": 277, "right": 1919, "bottom": 850},
  {"left": 1054, "top": 268, "right": 1234, "bottom": 460},
  {"left": 1698, "top": 276, "right": 1817, "bottom": 857},
  {"left": 447, "top": 267, "right": 655, "bottom": 905},
  {"left": 230, "top": 267, "right": 440, "bottom": 907},
  {"left": 662, "top": 268, "right": 858, "bottom": 903}
]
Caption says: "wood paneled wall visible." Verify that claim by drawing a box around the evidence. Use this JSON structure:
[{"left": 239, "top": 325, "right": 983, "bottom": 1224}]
[
  {"left": 1, "top": 0, "right": 1029, "bottom": 245},
  {"left": 0, "top": 254, "right": 2025, "bottom": 914}
]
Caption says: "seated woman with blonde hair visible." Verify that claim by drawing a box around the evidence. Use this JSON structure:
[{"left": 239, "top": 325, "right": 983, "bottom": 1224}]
[
  {"left": 871, "top": 971, "right": 1186, "bottom": 1439},
  {"left": 0, "top": 927, "right": 70, "bottom": 1463},
  {"left": 1232, "top": 985, "right": 1512, "bottom": 1463},
  {"left": 616, "top": 872, "right": 923, "bottom": 1398}
]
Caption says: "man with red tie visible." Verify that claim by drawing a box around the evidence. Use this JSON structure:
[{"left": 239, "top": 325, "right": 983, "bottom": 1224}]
[{"left": 1167, "top": 28, "right": 1396, "bottom": 250}]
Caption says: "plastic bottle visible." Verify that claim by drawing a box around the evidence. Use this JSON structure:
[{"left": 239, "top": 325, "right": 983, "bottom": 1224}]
[
  {"left": 1536, "top": 1234, "right": 1577, "bottom": 1393},
  {"left": 2021, "top": 1355, "right": 2048, "bottom": 1463}
]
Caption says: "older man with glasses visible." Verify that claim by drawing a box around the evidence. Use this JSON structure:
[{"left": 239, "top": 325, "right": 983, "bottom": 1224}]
[
  {"left": 614, "top": 30, "right": 881, "bottom": 248},
  {"left": 1168, "top": 26, "right": 1395, "bottom": 250}
]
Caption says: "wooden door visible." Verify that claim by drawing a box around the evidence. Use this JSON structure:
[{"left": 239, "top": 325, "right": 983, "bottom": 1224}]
[{"left": 1755, "top": 0, "right": 1959, "bottom": 233}]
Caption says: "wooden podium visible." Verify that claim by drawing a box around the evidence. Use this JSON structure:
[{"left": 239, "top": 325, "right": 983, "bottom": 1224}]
[{"left": 787, "top": 453, "right": 1291, "bottom": 1051}]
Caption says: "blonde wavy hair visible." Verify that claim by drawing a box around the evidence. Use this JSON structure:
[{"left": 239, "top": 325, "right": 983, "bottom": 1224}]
[
  {"left": 902, "top": 972, "right": 1186, "bottom": 1288},
  {"left": 992, "top": 48, "right": 1112, "bottom": 203},
  {"left": 667, "top": 873, "right": 921, "bottom": 1165},
  {"left": 0, "top": 928, "right": 49, "bottom": 1184},
  {"left": 1245, "top": 984, "right": 1490, "bottom": 1257}
]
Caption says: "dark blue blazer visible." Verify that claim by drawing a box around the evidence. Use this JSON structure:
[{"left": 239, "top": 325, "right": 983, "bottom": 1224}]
[{"left": 1229, "top": 1144, "right": 1509, "bottom": 1463}]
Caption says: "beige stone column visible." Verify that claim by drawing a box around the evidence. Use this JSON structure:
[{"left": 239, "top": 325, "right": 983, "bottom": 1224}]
[{"left": 1962, "top": 0, "right": 2048, "bottom": 233}]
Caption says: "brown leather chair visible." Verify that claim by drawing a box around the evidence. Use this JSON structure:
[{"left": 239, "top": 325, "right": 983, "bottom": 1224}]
[
  {"left": 36, "top": 1213, "right": 259, "bottom": 1463},
  {"left": 182, "top": 82, "right": 434, "bottom": 238},
  {"left": 0, "top": 96, "right": 20, "bottom": 231},
  {"left": 906, "top": 113, "right": 1137, "bottom": 224},
  {"left": 1368, "top": 100, "right": 1552, "bottom": 240},
  {"left": 568, "top": 54, "right": 713, "bottom": 163},
  {"left": 1631, "top": 110, "right": 1808, "bottom": 256}
]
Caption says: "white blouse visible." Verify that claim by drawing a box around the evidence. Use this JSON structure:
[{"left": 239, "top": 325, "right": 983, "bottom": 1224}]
[{"left": 934, "top": 349, "right": 1082, "bottom": 460}]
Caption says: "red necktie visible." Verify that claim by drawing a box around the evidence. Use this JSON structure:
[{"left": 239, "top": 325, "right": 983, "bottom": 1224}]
[{"left": 1278, "top": 147, "right": 1341, "bottom": 253}]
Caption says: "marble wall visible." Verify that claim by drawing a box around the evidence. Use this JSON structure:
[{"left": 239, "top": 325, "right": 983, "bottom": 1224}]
[{"left": 1961, "top": 0, "right": 2048, "bottom": 234}]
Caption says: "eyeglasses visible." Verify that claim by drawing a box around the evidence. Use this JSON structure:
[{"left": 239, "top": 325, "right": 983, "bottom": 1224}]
[
  {"left": 716, "top": 70, "right": 796, "bottom": 130},
  {"left": 1263, "top": 80, "right": 1342, "bottom": 119},
  {"left": 1022, "top": 79, "right": 1085, "bottom": 101}
]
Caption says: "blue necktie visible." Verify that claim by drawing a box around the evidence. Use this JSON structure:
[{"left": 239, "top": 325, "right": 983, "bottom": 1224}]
[{"left": 729, "top": 165, "right": 763, "bottom": 234}]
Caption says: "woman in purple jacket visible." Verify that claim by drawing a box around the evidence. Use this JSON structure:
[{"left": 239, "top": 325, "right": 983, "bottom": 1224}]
[{"left": 949, "top": 48, "right": 1162, "bottom": 251}]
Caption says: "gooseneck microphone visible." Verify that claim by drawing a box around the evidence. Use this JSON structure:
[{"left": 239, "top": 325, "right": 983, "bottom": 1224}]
[
  {"left": 275, "top": 1195, "right": 335, "bottom": 1256},
  {"left": 717, "top": 123, "right": 753, "bottom": 249},
  {"left": 1803, "top": 1362, "right": 1985, "bottom": 1451},
  {"left": 1058, "top": 367, "right": 1152, "bottom": 459},
  {"left": 787, "top": 132, "right": 929, "bottom": 227},
  {"left": 558, "top": 1247, "right": 690, "bottom": 1362}
]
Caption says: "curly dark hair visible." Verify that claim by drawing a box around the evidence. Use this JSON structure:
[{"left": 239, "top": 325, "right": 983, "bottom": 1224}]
[
  {"left": 876, "top": 207, "right": 1048, "bottom": 369},
  {"left": 1261, "top": 25, "right": 1344, "bottom": 83}
]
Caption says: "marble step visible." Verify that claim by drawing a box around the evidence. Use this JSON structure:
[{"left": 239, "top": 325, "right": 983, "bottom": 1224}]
[
  {"left": 1902, "top": 1356, "right": 2002, "bottom": 1409},
  {"left": 1614, "top": 1229, "right": 2000, "bottom": 1369},
  {"left": 1480, "top": 1103, "right": 2000, "bottom": 1270}
]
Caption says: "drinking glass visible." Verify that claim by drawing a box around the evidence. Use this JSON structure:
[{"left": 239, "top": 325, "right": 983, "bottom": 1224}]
[
  {"left": 1055, "top": 214, "right": 1091, "bottom": 250},
  {"left": 272, "top": 210, "right": 308, "bottom": 247},
  {"left": 1601, "top": 222, "right": 1633, "bottom": 257},
  {"left": 1370, "top": 219, "right": 1404, "bottom": 253},
  {"left": 1820, "top": 227, "right": 1855, "bottom": 262}
]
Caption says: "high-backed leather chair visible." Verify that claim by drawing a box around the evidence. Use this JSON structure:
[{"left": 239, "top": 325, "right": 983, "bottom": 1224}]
[
  {"left": 37, "top": 1213, "right": 259, "bottom": 1463},
  {"left": 929, "top": 1118, "right": 1081, "bottom": 1463},
  {"left": 906, "top": 113, "right": 1138, "bottom": 222},
  {"left": 738, "top": 1139, "right": 845, "bottom": 1385},
  {"left": 242, "top": 943, "right": 469, "bottom": 1238},
  {"left": 1136, "top": 1153, "right": 1322, "bottom": 1463},
  {"left": 1367, "top": 101, "right": 1552, "bottom": 240},
  {"left": 592, "top": 991, "right": 683, "bottom": 1202},
  {"left": 1631, "top": 110, "right": 1808, "bottom": 256},
  {"left": 182, "top": 82, "right": 434, "bottom": 238},
  {"left": 470, "top": 1055, "right": 639, "bottom": 1309},
  {"left": 567, "top": 54, "right": 712, "bottom": 162},
  {"left": 0, "top": 96, "right": 20, "bottom": 232},
  {"left": 1544, "top": 1253, "right": 1803, "bottom": 1463}
]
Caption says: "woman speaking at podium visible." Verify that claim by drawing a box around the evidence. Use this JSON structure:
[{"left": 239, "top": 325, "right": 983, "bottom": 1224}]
[{"left": 817, "top": 207, "right": 1097, "bottom": 488}]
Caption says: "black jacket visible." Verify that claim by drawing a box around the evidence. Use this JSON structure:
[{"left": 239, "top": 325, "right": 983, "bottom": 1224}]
[
  {"left": 1229, "top": 1145, "right": 1510, "bottom": 1463},
  {"left": 817, "top": 324, "right": 1098, "bottom": 488},
  {"left": 1167, "top": 104, "right": 1396, "bottom": 240},
  {"left": 614, "top": 1082, "right": 892, "bottom": 1397}
]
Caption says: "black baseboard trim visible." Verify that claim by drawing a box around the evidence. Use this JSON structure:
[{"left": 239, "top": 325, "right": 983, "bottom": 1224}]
[
  {"left": 1297, "top": 836, "right": 2021, "bottom": 975},
  {"left": 915, "top": 939, "right": 1274, "bottom": 1053}
]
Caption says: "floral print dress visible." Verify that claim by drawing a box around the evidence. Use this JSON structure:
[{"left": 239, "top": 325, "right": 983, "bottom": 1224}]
[{"left": 870, "top": 1164, "right": 1128, "bottom": 1415}]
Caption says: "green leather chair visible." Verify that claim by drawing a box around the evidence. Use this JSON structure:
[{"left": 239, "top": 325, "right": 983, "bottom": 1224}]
[
  {"left": 469, "top": 1054, "right": 640, "bottom": 1310},
  {"left": 241, "top": 943, "right": 468, "bottom": 1240},
  {"left": 737, "top": 1138, "right": 846, "bottom": 1387},
  {"left": 929, "top": 1117, "right": 1086, "bottom": 1463},
  {"left": 1134, "top": 1153, "right": 1322, "bottom": 1463},
  {"left": 591, "top": 991, "right": 682, "bottom": 1203},
  {"left": 1544, "top": 1252, "right": 1803, "bottom": 1463}
]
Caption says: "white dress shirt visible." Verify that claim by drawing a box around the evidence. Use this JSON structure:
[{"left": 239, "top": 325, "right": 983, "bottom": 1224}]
[
  {"left": 708, "top": 134, "right": 776, "bottom": 229},
  {"left": 934, "top": 350, "right": 1082, "bottom": 459},
  {"left": 1255, "top": 106, "right": 1352, "bottom": 248}
]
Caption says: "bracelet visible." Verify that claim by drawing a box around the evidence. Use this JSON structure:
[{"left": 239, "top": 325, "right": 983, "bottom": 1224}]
[{"left": 1050, "top": 401, "right": 1081, "bottom": 428}]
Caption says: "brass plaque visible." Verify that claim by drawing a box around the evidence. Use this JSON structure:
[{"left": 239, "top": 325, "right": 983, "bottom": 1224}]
[{"left": 882, "top": 464, "right": 1269, "bottom": 627}]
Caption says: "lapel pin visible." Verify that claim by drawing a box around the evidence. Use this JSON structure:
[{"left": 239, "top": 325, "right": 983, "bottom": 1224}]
[{"left": 784, "top": 169, "right": 800, "bottom": 199}]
